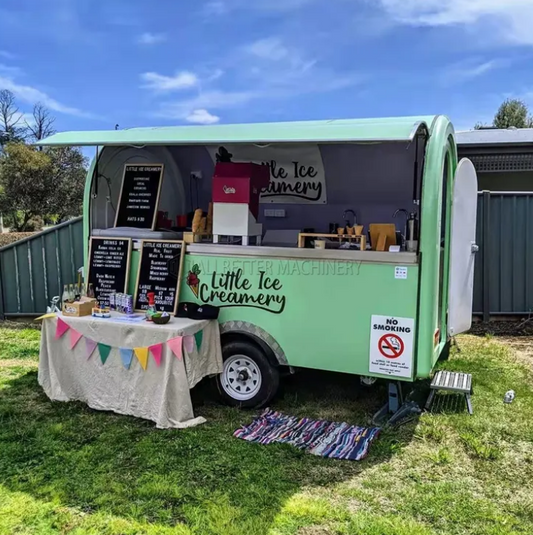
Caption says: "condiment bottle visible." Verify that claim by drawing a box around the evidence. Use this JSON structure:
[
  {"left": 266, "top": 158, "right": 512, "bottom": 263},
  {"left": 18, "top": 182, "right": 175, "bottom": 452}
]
[
  {"left": 87, "top": 284, "right": 95, "bottom": 299},
  {"left": 145, "top": 292, "right": 157, "bottom": 321},
  {"left": 62, "top": 284, "right": 69, "bottom": 306}
]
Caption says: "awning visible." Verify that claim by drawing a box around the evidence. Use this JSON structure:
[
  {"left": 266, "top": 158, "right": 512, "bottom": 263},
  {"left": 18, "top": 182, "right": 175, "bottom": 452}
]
[{"left": 37, "top": 116, "right": 438, "bottom": 147}]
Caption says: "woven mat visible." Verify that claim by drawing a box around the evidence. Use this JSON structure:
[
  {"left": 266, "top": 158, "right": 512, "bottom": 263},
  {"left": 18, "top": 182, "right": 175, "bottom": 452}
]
[{"left": 234, "top": 409, "right": 380, "bottom": 461}]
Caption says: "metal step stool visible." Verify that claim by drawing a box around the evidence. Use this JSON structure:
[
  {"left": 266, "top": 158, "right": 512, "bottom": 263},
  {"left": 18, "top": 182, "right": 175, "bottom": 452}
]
[{"left": 425, "top": 371, "right": 473, "bottom": 415}]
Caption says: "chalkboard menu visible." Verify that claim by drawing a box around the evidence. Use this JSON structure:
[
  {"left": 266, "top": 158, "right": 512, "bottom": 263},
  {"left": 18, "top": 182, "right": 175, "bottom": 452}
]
[
  {"left": 87, "top": 237, "right": 131, "bottom": 308},
  {"left": 115, "top": 164, "right": 164, "bottom": 229},
  {"left": 134, "top": 240, "right": 185, "bottom": 314}
]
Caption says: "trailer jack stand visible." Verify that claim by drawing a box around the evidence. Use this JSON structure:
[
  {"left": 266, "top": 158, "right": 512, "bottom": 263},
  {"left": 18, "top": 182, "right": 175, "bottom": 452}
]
[{"left": 372, "top": 381, "right": 422, "bottom": 427}]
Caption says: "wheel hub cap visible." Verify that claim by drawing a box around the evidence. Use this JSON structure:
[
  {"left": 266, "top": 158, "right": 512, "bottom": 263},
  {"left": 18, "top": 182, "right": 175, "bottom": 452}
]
[{"left": 221, "top": 355, "right": 262, "bottom": 401}]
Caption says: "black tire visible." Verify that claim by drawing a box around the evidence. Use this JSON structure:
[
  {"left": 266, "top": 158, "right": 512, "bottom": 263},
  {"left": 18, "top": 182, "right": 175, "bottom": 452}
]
[{"left": 216, "top": 338, "right": 280, "bottom": 408}]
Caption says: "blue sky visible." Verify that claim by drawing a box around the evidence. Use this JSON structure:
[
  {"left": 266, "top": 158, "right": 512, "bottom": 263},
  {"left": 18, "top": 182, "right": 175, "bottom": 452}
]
[{"left": 1, "top": 0, "right": 533, "bottom": 135}]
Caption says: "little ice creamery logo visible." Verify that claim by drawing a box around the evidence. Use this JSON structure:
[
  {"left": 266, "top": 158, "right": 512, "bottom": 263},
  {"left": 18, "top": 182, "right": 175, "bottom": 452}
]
[{"left": 186, "top": 264, "right": 286, "bottom": 314}]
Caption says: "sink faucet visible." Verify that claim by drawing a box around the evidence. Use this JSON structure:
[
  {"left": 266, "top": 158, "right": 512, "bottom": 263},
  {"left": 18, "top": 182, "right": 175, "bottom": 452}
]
[
  {"left": 343, "top": 209, "right": 357, "bottom": 228},
  {"left": 393, "top": 209, "right": 409, "bottom": 242}
]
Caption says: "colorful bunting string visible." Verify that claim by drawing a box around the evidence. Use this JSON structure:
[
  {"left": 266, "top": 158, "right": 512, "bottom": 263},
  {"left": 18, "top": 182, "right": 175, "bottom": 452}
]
[
  {"left": 69, "top": 328, "right": 83, "bottom": 350},
  {"left": 119, "top": 348, "right": 134, "bottom": 369},
  {"left": 85, "top": 338, "right": 97, "bottom": 359},
  {"left": 194, "top": 330, "right": 203, "bottom": 352},
  {"left": 98, "top": 343, "right": 112, "bottom": 364},
  {"left": 52, "top": 318, "right": 205, "bottom": 370},
  {"left": 55, "top": 318, "right": 70, "bottom": 339},
  {"left": 167, "top": 336, "right": 183, "bottom": 361},
  {"left": 134, "top": 347, "right": 149, "bottom": 370},
  {"left": 184, "top": 335, "right": 195, "bottom": 354},
  {"left": 149, "top": 343, "right": 163, "bottom": 367}
]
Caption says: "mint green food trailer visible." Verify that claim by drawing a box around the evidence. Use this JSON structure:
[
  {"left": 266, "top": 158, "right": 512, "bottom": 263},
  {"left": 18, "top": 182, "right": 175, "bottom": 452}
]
[{"left": 39, "top": 116, "right": 478, "bottom": 408}]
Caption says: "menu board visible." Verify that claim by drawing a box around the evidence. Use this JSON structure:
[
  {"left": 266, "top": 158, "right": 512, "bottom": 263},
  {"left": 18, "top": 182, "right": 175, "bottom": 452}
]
[
  {"left": 87, "top": 237, "right": 131, "bottom": 308},
  {"left": 115, "top": 164, "right": 164, "bottom": 229},
  {"left": 134, "top": 240, "right": 185, "bottom": 314}
]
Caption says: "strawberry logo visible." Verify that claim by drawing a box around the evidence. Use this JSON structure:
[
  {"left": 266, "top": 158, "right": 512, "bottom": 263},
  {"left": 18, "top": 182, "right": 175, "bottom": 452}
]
[{"left": 186, "top": 264, "right": 201, "bottom": 298}]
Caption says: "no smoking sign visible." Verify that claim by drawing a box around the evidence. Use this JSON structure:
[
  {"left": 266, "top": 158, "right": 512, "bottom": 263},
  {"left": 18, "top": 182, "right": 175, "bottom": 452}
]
[{"left": 369, "top": 315, "right": 414, "bottom": 378}]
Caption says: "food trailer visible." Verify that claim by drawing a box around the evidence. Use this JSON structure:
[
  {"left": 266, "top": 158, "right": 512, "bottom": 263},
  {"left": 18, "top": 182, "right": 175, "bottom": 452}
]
[{"left": 39, "top": 115, "right": 478, "bottom": 409}]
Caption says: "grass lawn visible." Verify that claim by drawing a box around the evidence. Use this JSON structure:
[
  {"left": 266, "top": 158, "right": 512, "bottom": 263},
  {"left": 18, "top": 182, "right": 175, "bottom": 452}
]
[{"left": 0, "top": 326, "right": 532, "bottom": 534}]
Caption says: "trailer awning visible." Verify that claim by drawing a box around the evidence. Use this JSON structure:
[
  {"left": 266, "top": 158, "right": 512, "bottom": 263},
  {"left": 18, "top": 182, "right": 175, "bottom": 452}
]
[{"left": 37, "top": 116, "right": 438, "bottom": 147}]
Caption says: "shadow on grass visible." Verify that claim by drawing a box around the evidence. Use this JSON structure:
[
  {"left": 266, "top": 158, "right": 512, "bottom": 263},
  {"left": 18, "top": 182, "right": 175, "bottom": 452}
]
[{"left": 0, "top": 368, "right": 419, "bottom": 534}]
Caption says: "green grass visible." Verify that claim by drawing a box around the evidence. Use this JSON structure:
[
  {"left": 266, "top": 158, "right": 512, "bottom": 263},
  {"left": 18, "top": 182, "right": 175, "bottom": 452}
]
[{"left": 1, "top": 328, "right": 533, "bottom": 534}]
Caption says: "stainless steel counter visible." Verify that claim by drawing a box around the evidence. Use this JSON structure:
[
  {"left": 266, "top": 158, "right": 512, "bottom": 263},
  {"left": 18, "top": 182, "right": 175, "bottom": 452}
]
[{"left": 186, "top": 244, "right": 418, "bottom": 264}]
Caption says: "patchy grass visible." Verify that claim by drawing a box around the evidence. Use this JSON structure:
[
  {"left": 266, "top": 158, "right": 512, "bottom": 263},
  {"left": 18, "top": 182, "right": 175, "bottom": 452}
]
[{"left": 0, "top": 328, "right": 532, "bottom": 534}]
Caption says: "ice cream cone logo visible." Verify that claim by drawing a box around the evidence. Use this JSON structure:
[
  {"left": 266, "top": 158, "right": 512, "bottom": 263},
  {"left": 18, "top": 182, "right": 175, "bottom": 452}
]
[{"left": 186, "top": 264, "right": 201, "bottom": 298}]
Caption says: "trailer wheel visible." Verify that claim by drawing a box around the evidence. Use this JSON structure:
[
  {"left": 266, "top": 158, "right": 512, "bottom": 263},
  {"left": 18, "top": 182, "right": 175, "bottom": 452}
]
[{"left": 216, "top": 339, "right": 279, "bottom": 408}]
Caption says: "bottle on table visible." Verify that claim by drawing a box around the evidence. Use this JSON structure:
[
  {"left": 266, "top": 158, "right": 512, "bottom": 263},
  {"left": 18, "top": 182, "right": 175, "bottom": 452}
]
[
  {"left": 145, "top": 292, "right": 157, "bottom": 321},
  {"left": 61, "top": 284, "right": 69, "bottom": 306},
  {"left": 68, "top": 284, "right": 75, "bottom": 302},
  {"left": 80, "top": 283, "right": 87, "bottom": 298},
  {"left": 87, "top": 283, "right": 95, "bottom": 299}
]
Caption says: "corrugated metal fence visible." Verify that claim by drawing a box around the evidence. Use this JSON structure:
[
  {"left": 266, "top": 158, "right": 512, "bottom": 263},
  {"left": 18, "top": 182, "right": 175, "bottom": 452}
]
[
  {"left": 0, "top": 217, "right": 83, "bottom": 318},
  {"left": 474, "top": 192, "right": 533, "bottom": 320},
  {"left": 0, "top": 196, "right": 531, "bottom": 319}
]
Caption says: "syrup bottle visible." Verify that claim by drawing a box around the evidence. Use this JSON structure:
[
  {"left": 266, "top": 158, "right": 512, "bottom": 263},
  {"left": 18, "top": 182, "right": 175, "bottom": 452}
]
[{"left": 146, "top": 292, "right": 157, "bottom": 321}]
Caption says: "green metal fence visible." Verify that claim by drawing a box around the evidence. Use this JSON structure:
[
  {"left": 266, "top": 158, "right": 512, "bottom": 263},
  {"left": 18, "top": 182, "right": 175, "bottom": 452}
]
[
  {"left": 474, "top": 191, "right": 533, "bottom": 320},
  {"left": 0, "top": 217, "right": 83, "bottom": 318},
  {"left": 0, "top": 194, "right": 530, "bottom": 319}
]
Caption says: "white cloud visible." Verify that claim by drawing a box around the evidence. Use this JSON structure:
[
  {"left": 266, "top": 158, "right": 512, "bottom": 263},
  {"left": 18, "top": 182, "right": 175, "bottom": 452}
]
[
  {"left": 186, "top": 109, "right": 220, "bottom": 124},
  {"left": 441, "top": 58, "right": 504, "bottom": 85},
  {"left": 141, "top": 71, "right": 199, "bottom": 92},
  {"left": 0, "top": 50, "right": 14, "bottom": 59},
  {"left": 0, "top": 76, "right": 91, "bottom": 118},
  {"left": 138, "top": 32, "right": 167, "bottom": 45},
  {"left": 0, "top": 64, "right": 22, "bottom": 76},
  {"left": 376, "top": 0, "right": 533, "bottom": 45},
  {"left": 247, "top": 38, "right": 289, "bottom": 61},
  {"left": 203, "top": 1, "right": 228, "bottom": 15}
]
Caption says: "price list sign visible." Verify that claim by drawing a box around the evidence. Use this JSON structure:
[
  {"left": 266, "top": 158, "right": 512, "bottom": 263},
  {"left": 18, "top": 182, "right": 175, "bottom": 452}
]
[
  {"left": 134, "top": 240, "right": 185, "bottom": 314},
  {"left": 115, "top": 164, "right": 164, "bottom": 229},
  {"left": 87, "top": 238, "right": 131, "bottom": 308}
]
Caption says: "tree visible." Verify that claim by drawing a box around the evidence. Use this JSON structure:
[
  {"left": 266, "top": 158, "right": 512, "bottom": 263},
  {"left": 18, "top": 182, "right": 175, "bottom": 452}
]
[
  {"left": 25, "top": 102, "right": 55, "bottom": 143},
  {"left": 0, "top": 89, "right": 24, "bottom": 148},
  {"left": 493, "top": 99, "right": 533, "bottom": 129},
  {"left": 0, "top": 142, "right": 87, "bottom": 231}
]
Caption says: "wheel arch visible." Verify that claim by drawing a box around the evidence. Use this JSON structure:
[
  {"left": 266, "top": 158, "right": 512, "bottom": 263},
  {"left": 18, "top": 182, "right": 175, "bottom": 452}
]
[{"left": 219, "top": 321, "right": 288, "bottom": 368}]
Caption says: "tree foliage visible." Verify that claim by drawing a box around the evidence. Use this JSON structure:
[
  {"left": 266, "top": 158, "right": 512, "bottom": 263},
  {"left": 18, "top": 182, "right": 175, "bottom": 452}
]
[
  {"left": 0, "top": 143, "right": 87, "bottom": 231},
  {"left": 493, "top": 99, "right": 533, "bottom": 129}
]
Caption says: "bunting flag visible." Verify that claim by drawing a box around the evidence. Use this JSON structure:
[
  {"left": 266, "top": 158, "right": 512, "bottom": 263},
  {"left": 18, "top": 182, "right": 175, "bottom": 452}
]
[
  {"left": 69, "top": 328, "right": 83, "bottom": 350},
  {"left": 85, "top": 338, "right": 97, "bottom": 359},
  {"left": 134, "top": 347, "right": 149, "bottom": 370},
  {"left": 149, "top": 343, "right": 163, "bottom": 367},
  {"left": 167, "top": 336, "right": 183, "bottom": 360},
  {"left": 35, "top": 313, "right": 57, "bottom": 321},
  {"left": 194, "top": 330, "right": 203, "bottom": 352},
  {"left": 98, "top": 343, "right": 112, "bottom": 364},
  {"left": 184, "top": 335, "right": 195, "bottom": 354},
  {"left": 55, "top": 317, "right": 70, "bottom": 339},
  {"left": 119, "top": 348, "right": 134, "bottom": 369}
]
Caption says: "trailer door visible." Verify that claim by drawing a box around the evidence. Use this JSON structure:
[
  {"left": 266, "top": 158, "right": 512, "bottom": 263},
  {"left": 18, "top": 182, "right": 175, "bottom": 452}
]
[{"left": 448, "top": 158, "right": 478, "bottom": 336}]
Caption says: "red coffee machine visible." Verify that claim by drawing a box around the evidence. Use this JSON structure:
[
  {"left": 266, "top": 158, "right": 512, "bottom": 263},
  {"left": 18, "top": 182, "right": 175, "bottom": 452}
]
[{"left": 212, "top": 162, "right": 271, "bottom": 245}]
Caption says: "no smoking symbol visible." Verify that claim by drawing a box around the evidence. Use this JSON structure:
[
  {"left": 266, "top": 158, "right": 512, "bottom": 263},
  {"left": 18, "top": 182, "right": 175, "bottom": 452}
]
[{"left": 378, "top": 334, "right": 404, "bottom": 359}]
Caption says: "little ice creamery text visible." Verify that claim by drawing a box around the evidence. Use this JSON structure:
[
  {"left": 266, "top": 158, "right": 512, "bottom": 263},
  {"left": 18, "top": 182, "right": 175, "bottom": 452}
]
[{"left": 188, "top": 266, "right": 286, "bottom": 314}]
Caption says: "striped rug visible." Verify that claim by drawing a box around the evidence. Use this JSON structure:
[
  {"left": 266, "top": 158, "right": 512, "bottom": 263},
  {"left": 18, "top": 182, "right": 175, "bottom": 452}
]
[{"left": 234, "top": 409, "right": 380, "bottom": 461}]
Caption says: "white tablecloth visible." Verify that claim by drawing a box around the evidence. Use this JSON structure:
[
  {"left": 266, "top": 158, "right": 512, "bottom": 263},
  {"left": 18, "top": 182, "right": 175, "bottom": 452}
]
[{"left": 38, "top": 313, "right": 223, "bottom": 428}]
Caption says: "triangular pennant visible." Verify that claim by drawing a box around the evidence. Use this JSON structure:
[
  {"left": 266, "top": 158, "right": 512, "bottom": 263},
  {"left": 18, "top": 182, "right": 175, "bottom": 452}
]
[
  {"left": 194, "top": 330, "right": 203, "bottom": 352},
  {"left": 55, "top": 317, "right": 70, "bottom": 339},
  {"left": 183, "top": 335, "right": 195, "bottom": 354},
  {"left": 167, "top": 336, "right": 183, "bottom": 360},
  {"left": 149, "top": 343, "right": 163, "bottom": 367},
  {"left": 35, "top": 313, "right": 57, "bottom": 321},
  {"left": 119, "top": 348, "right": 134, "bottom": 369},
  {"left": 134, "top": 347, "right": 149, "bottom": 370},
  {"left": 85, "top": 338, "right": 97, "bottom": 359},
  {"left": 69, "top": 328, "right": 83, "bottom": 350},
  {"left": 98, "top": 343, "right": 112, "bottom": 364}
]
